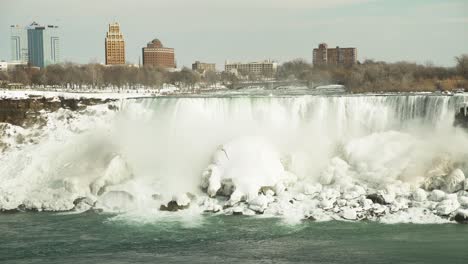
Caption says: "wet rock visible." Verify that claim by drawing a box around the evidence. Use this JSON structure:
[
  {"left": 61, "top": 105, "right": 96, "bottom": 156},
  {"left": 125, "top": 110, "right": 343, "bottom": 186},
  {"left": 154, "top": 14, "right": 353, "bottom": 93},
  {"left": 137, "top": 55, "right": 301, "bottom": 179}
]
[
  {"left": 232, "top": 206, "right": 244, "bottom": 215},
  {"left": 454, "top": 209, "right": 468, "bottom": 224},
  {"left": 160, "top": 200, "right": 189, "bottom": 212},
  {"left": 73, "top": 197, "right": 94, "bottom": 211},
  {"left": 366, "top": 193, "right": 388, "bottom": 205}
]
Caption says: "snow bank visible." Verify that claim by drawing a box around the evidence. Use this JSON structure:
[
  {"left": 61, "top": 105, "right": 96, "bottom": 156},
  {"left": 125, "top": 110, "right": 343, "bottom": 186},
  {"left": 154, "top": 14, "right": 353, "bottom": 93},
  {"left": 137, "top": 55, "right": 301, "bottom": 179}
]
[{"left": 0, "top": 89, "right": 159, "bottom": 100}]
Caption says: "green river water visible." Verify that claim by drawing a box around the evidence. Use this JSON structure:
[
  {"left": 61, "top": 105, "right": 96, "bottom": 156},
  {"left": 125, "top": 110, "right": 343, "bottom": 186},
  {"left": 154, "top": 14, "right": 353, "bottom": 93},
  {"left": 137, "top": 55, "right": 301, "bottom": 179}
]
[{"left": 0, "top": 213, "right": 467, "bottom": 263}]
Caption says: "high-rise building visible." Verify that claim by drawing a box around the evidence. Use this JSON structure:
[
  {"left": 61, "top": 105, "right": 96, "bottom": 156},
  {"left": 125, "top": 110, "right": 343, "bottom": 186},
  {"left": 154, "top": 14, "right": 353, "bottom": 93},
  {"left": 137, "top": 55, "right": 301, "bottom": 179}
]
[
  {"left": 142, "top": 39, "right": 176, "bottom": 68},
  {"left": 313, "top": 43, "right": 357, "bottom": 66},
  {"left": 10, "top": 25, "right": 28, "bottom": 63},
  {"left": 27, "top": 22, "right": 60, "bottom": 68},
  {"left": 105, "top": 23, "right": 126, "bottom": 65},
  {"left": 225, "top": 60, "right": 277, "bottom": 76},
  {"left": 192, "top": 61, "right": 216, "bottom": 73}
]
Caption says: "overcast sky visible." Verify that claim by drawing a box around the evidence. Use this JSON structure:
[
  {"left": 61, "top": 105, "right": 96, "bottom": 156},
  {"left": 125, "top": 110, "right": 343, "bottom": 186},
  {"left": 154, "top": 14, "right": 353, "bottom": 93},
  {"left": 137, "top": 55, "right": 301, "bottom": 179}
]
[{"left": 1, "top": 0, "right": 467, "bottom": 68}]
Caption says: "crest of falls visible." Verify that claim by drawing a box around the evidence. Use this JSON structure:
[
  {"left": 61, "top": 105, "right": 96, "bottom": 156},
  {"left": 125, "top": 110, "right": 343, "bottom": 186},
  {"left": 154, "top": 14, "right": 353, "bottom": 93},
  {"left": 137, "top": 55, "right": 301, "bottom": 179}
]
[{"left": 1, "top": 94, "right": 468, "bottom": 223}]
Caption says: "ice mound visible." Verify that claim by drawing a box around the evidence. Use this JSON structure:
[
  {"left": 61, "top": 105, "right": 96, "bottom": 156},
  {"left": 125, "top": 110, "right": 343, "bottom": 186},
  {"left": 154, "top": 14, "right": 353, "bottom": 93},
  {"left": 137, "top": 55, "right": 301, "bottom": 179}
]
[
  {"left": 201, "top": 136, "right": 297, "bottom": 203},
  {"left": 90, "top": 155, "right": 134, "bottom": 195}
]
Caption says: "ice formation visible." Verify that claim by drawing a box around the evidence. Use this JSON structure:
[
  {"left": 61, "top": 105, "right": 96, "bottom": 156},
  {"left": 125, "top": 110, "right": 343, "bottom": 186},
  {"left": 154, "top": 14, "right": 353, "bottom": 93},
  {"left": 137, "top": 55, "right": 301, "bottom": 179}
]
[{"left": 1, "top": 94, "right": 468, "bottom": 224}]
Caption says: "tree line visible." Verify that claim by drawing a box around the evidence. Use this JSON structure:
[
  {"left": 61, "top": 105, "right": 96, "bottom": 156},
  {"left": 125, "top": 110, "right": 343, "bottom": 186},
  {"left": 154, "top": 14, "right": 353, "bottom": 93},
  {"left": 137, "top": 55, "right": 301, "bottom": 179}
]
[
  {"left": 0, "top": 63, "right": 223, "bottom": 90},
  {"left": 276, "top": 55, "right": 468, "bottom": 92},
  {"left": 0, "top": 54, "right": 467, "bottom": 92}
]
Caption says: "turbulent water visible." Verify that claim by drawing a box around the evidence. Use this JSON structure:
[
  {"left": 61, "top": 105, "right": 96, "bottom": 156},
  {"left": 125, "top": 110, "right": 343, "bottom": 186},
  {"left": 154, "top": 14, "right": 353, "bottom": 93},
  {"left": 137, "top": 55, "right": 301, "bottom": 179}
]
[{"left": 1, "top": 93, "right": 468, "bottom": 224}]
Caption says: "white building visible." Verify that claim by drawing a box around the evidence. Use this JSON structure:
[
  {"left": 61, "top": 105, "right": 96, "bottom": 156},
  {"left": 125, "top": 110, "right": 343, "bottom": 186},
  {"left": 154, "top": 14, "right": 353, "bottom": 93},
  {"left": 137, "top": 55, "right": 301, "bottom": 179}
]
[
  {"left": 225, "top": 60, "right": 278, "bottom": 76},
  {"left": 0, "top": 62, "right": 8, "bottom": 72},
  {"left": 10, "top": 25, "right": 29, "bottom": 63}
]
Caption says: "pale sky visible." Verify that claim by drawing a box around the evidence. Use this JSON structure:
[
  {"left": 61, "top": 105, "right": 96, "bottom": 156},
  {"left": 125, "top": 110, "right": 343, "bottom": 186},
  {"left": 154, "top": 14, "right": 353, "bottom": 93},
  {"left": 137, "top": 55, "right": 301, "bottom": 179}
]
[{"left": 0, "top": 0, "right": 467, "bottom": 68}]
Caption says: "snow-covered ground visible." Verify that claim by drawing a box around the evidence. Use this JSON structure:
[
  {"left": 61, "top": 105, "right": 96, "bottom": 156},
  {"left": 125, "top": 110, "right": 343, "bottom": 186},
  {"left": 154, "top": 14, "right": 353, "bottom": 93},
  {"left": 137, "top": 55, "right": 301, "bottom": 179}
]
[{"left": 0, "top": 89, "right": 159, "bottom": 100}]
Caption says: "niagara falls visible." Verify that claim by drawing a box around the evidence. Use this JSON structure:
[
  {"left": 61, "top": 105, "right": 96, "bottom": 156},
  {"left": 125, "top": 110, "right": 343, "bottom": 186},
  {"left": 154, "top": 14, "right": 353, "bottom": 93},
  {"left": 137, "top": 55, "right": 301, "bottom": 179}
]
[{"left": 2, "top": 0, "right": 468, "bottom": 263}]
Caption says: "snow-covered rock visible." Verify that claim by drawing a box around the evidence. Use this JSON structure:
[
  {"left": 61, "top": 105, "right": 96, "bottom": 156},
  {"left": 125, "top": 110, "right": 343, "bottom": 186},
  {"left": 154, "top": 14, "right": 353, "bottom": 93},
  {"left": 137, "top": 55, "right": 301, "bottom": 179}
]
[
  {"left": 444, "top": 169, "right": 466, "bottom": 193},
  {"left": 248, "top": 194, "right": 270, "bottom": 213},
  {"left": 201, "top": 137, "right": 294, "bottom": 202},
  {"left": 424, "top": 169, "right": 465, "bottom": 193},
  {"left": 429, "top": 190, "right": 446, "bottom": 202},
  {"left": 341, "top": 207, "right": 357, "bottom": 220},
  {"left": 458, "top": 196, "right": 468, "bottom": 207},
  {"left": 436, "top": 198, "right": 460, "bottom": 216},
  {"left": 412, "top": 188, "right": 427, "bottom": 202}
]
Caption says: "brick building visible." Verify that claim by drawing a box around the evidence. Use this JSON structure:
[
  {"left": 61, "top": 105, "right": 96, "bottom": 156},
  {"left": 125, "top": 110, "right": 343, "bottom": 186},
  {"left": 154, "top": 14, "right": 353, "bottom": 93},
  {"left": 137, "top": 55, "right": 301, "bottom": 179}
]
[
  {"left": 313, "top": 43, "right": 357, "bottom": 66},
  {"left": 142, "top": 39, "right": 176, "bottom": 68},
  {"left": 105, "top": 23, "right": 125, "bottom": 65}
]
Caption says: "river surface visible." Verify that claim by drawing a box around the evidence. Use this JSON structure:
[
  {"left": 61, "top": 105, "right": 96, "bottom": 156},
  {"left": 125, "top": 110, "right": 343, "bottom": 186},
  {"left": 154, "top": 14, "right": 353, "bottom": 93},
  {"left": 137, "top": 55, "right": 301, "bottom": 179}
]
[{"left": 1, "top": 213, "right": 467, "bottom": 264}]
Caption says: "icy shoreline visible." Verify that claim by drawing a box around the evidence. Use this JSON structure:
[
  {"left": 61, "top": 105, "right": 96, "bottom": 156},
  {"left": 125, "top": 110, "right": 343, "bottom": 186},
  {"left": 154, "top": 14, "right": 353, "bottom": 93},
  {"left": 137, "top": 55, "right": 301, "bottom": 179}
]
[{"left": 1, "top": 94, "right": 468, "bottom": 224}]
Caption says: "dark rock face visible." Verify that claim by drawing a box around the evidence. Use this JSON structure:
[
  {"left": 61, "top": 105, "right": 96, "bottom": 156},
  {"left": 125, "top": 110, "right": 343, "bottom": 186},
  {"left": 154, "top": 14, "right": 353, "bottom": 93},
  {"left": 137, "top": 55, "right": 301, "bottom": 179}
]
[
  {"left": 160, "top": 201, "right": 189, "bottom": 212},
  {"left": 454, "top": 212, "right": 468, "bottom": 224},
  {"left": 73, "top": 197, "right": 95, "bottom": 206},
  {"left": 0, "top": 97, "right": 114, "bottom": 127},
  {"left": 454, "top": 107, "right": 468, "bottom": 128},
  {"left": 366, "top": 194, "right": 388, "bottom": 205}
]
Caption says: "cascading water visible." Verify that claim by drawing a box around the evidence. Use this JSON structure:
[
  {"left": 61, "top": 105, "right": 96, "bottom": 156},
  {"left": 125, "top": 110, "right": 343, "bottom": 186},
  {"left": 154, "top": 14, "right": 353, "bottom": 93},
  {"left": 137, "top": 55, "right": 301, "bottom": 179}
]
[{"left": 1, "top": 94, "right": 468, "bottom": 223}]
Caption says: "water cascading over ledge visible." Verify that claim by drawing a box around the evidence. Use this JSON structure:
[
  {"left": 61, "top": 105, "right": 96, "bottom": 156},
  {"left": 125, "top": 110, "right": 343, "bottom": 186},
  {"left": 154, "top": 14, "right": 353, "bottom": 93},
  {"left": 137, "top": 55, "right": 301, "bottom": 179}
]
[{"left": 1, "top": 94, "right": 468, "bottom": 223}]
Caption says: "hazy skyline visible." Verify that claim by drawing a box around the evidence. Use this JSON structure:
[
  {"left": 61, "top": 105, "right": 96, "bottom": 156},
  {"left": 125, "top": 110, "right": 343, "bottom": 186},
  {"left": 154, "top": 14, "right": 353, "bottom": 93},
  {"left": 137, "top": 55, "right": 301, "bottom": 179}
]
[{"left": 1, "top": 0, "right": 467, "bottom": 68}]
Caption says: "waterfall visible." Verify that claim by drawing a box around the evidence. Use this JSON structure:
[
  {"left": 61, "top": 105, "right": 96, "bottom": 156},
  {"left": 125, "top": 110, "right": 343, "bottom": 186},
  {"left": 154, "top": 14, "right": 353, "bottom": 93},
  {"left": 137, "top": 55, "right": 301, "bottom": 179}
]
[{"left": 1, "top": 94, "right": 467, "bottom": 223}]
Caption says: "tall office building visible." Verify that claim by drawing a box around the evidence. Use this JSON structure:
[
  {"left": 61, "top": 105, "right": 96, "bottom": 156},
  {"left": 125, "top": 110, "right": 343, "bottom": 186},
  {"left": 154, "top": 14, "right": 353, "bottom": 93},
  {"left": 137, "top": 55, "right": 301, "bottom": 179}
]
[
  {"left": 142, "top": 38, "right": 176, "bottom": 68},
  {"left": 10, "top": 25, "right": 28, "bottom": 63},
  {"left": 313, "top": 43, "right": 357, "bottom": 66},
  {"left": 105, "top": 23, "right": 126, "bottom": 65},
  {"left": 26, "top": 22, "right": 60, "bottom": 68}
]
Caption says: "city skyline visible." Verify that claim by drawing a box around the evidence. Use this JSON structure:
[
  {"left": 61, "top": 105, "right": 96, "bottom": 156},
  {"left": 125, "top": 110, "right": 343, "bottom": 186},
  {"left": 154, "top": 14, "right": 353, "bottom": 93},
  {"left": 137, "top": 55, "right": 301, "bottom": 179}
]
[{"left": 0, "top": 0, "right": 467, "bottom": 69}]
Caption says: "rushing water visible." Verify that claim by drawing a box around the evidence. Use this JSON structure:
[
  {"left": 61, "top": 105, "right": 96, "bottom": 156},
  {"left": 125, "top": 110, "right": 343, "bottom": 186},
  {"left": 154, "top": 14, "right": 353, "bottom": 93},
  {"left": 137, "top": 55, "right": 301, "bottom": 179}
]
[{"left": 1, "top": 213, "right": 467, "bottom": 264}]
